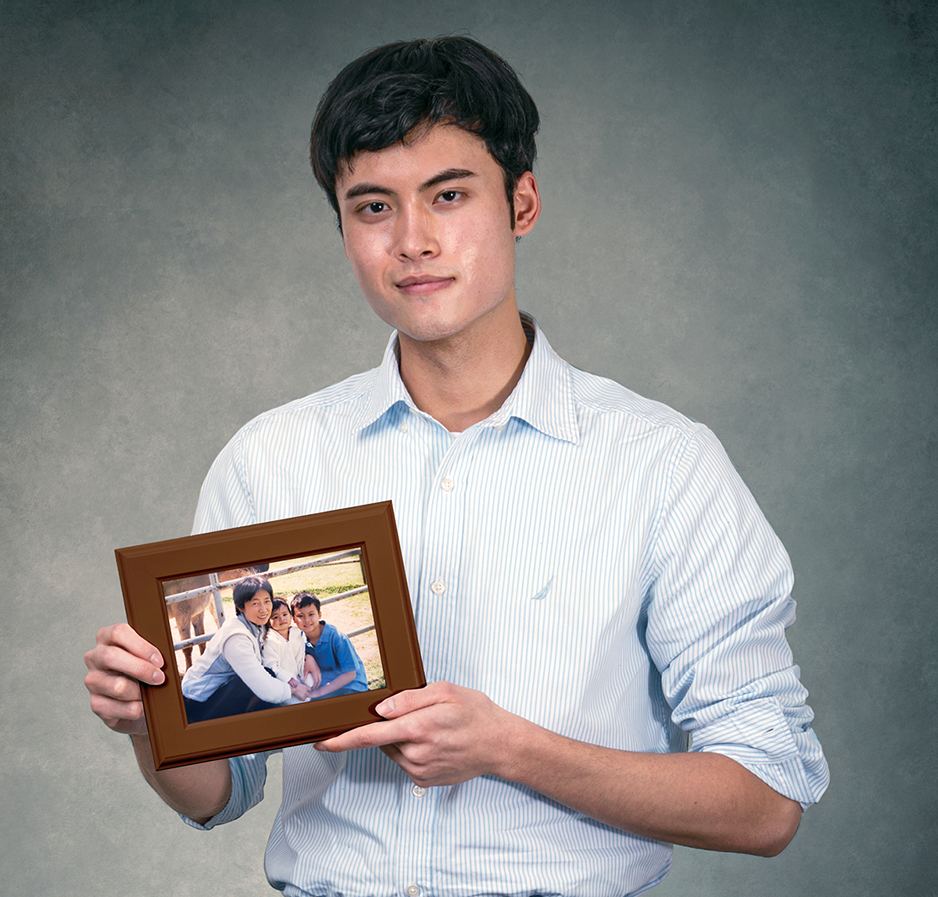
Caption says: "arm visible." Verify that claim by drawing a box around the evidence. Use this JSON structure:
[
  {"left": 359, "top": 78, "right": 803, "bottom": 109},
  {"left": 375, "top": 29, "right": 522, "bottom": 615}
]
[
  {"left": 84, "top": 623, "right": 232, "bottom": 823},
  {"left": 308, "top": 669, "right": 355, "bottom": 699},
  {"left": 316, "top": 681, "right": 801, "bottom": 856},
  {"left": 304, "top": 652, "right": 322, "bottom": 687},
  {"left": 223, "top": 634, "right": 291, "bottom": 704}
]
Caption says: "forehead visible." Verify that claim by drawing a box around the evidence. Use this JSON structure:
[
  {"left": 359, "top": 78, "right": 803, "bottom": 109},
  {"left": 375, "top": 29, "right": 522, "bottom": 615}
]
[
  {"left": 336, "top": 124, "right": 499, "bottom": 193},
  {"left": 245, "top": 589, "right": 270, "bottom": 601}
]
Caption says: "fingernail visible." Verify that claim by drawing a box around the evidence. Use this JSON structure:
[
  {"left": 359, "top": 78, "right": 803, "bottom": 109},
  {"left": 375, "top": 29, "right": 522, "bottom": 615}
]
[
  {"left": 152, "top": 669, "right": 164, "bottom": 684},
  {"left": 150, "top": 653, "right": 162, "bottom": 667},
  {"left": 376, "top": 697, "right": 394, "bottom": 716}
]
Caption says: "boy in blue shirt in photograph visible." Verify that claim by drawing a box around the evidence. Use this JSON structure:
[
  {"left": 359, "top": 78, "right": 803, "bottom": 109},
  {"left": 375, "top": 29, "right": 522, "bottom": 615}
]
[{"left": 291, "top": 592, "right": 369, "bottom": 699}]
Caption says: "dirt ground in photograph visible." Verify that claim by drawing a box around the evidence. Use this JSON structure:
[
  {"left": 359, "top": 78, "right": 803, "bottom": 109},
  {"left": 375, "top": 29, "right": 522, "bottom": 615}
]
[{"left": 167, "top": 552, "right": 385, "bottom": 687}]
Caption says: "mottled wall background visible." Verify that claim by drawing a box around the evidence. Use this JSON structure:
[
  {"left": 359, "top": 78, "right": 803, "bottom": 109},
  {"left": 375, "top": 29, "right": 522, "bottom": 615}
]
[{"left": 2, "top": 1, "right": 935, "bottom": 894}]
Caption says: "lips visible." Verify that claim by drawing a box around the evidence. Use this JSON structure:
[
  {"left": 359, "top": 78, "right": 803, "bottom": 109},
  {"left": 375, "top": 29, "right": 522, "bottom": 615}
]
[{"left": 395, "top": 274, "right": 454, "bottom": 294}]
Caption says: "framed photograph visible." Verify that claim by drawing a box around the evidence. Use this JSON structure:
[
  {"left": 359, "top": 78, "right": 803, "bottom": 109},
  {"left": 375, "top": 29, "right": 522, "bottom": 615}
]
[{"left": 115, "top": 501, "right": 425, "bottom": 770}]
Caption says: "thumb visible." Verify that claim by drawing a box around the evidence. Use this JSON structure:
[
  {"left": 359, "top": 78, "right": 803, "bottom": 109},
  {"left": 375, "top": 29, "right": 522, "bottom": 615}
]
[{"left": 375, "top": 681, "right": 450, "bottom": 718}]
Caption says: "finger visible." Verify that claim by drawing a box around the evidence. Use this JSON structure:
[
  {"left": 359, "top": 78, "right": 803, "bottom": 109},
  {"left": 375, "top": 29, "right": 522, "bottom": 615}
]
[
  {"left": 88, "top": 692, "right": 148, "bottom": 735},
  {"left": 374, "top": 681, "right": 451, "bottom": 719},
  {"left": 94, "top": 623, "right": 164, "bottom": 668},
  {"left": 84, "top": 665, "right": 145, "bottom": 702},
  {"left": 377, "top": 743, "right": 457, "bottom": 789},
  {"left": 84, "top": 640, "right": 165, "bottom": 687},
  {"left": 315, "top": 717, "right": 412, "bottom": 753},
  {"left": 377, "top": 743, "right": 415, "bottom": 777},
  {"left": 88, "top": 690, "right": 146, "bottom": 723}
]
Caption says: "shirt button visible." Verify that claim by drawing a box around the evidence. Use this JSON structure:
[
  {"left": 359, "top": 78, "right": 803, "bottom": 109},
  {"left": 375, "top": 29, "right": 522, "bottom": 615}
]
[
  {"left": 411, "top": 784, "right": 426, "bottom": 798},
  {"left": 440, "top": 477, "right": 454, "bottom": 492},
  {"left": 399, "top": 420, "right": 409, "bottom": 433},
  {"left": 430, "top": 580, "right": 445, "bottom": 595},
  {"left": 405, "top": 885, "right": 420, "bottom": 897}
]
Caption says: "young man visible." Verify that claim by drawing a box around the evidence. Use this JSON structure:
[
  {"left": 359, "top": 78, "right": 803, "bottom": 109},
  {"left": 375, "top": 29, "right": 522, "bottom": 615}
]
[
  {"left": 85, "top": 37, "right": 828, "bottom": 896},
  {"left": 291, "top": 592, "right": 369, "bottom": 698}
]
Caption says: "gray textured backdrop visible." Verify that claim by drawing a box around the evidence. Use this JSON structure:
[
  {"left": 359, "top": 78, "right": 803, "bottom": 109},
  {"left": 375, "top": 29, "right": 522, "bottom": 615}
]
[{"left": 2, "top": 1, "right": 935, "bottom": 895}]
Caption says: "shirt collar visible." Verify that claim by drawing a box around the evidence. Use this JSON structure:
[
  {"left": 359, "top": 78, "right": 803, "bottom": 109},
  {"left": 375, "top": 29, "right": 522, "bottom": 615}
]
[{"left": 353, "top": 312, "right": 579, "bottom": 444}]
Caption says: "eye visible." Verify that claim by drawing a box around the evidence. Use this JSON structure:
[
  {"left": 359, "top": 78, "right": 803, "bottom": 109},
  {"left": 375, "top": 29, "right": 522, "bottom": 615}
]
[
  {"left": 437, "top": 189, "right": 461, "bottom": 203},
  {"left": 357, "top": 201, "right": 388, "bottom": 216}
]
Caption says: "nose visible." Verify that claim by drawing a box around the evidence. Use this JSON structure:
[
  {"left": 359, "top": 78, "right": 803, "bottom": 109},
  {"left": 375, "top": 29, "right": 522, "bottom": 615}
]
[{"left": 394, "top": 203, "right": 440, "bottom": 261}]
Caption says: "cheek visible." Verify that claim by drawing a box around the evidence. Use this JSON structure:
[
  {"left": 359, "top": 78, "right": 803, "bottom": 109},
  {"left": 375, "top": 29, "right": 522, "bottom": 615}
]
[
  {"left": 346, "top": 235, "right": 387, "bottom": 285},
  {"left": 461, "top": 218, "right": 513, "bottom": 287},
  {"left": 460, "top": 243, "right": 479, "bottom": 278}
]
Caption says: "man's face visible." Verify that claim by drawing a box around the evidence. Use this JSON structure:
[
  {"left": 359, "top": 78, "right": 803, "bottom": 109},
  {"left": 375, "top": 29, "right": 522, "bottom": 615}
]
[
  {"left": 293, "top": 604, "right": 322, "bottom": 637},
  {"left": 335, "top": 124, "right": 539, "bottom": 347}
]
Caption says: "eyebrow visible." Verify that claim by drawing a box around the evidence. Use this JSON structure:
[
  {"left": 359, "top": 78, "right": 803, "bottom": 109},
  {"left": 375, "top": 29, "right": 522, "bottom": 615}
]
[{"left": 343, "top": 168, "right": 477, "bottom": 201}]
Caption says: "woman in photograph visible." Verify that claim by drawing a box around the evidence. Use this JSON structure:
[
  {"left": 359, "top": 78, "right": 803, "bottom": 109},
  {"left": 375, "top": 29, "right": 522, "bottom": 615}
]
[{"left": 181, "top": 576, "right": 309, "bottom": 722}]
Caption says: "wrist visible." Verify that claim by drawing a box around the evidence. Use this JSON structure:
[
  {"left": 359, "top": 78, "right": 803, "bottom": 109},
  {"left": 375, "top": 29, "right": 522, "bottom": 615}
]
[{"left": 488, "top": 710, "right": 540, "bottom": 782}]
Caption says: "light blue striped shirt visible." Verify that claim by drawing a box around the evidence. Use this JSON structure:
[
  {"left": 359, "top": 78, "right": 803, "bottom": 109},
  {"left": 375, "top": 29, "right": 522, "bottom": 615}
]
[{"left": 187, "top": 314, "right": 828, "bottom": 897}]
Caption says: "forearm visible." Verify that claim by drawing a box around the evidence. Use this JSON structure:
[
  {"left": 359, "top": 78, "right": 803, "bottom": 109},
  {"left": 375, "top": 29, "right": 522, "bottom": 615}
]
[
  {"left": 495, "top": 714, "right": 801, "bottom": 856},
  {"left": 130, "top": 734, "right": 232, "bottom": 824},
  {"left": 226, "top": 638, "right": 291, "bottom": 704},
  {"left": 320, "top": 682, "right": 802, "bottom": 856},
  {"left": 311, "top": 669, "right": 355, "bottom": 698}
]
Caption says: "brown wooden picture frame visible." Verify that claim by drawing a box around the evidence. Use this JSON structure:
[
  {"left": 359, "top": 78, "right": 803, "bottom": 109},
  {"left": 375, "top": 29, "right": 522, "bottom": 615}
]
[{"left": 115, "top": 501, "right": 424, "bottom": 770}]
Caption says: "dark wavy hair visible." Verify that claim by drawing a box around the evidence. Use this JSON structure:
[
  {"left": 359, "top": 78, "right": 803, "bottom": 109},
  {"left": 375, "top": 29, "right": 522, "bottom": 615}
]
[
  {"left": 233, "top": 575, "right": 274, "bottom": 613},
  {"left": 311, "top": 36, "right": 539, "bottom": 227},
  {"left": 290, "top": 591, "right": 321, "bottom": 614}
]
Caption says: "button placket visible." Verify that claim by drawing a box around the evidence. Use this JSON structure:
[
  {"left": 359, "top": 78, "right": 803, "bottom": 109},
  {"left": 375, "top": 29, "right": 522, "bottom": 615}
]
[{"left": 416, "top": 428, "right": 478, "bottom": 682}]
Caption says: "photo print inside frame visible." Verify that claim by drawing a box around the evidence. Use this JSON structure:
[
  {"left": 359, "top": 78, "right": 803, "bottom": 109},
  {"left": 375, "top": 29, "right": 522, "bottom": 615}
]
[
  {"left": 116, "top": 502, "right": 425, "bottom": 769},
  {"left": 164, "top": 547, "right": 385, "bottom": 723}
]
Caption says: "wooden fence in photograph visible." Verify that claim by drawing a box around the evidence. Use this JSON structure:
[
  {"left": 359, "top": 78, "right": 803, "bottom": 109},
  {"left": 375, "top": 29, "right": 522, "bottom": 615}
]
[{"left": 164, "top": 549, "right": 373, "bottom": 655}]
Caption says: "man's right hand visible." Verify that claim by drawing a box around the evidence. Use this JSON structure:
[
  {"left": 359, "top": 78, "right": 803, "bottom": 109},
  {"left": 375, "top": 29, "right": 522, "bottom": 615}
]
[
  {"left": 84, "top": 623, "right": 233, "bottom": 822},
  {"left": 84, "top": 623, "right": 166, "bottom": 736}
]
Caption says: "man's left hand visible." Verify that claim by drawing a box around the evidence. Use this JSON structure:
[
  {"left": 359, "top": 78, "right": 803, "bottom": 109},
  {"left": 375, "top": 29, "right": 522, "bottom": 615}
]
[{"left": 314, "top": 681, "right": 518, "bottom": 787}]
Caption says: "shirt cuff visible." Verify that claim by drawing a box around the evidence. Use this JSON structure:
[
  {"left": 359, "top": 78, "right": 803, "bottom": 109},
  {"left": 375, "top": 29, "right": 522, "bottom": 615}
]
[
  {"left": 179, "top": 752, "right": 269, "bottom": 830},
  {"left": 690, "top": 699, "right": 830, "bottom": 810}
]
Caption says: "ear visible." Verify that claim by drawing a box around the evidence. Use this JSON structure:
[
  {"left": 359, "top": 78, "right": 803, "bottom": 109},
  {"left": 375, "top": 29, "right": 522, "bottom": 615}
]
[{"left": 512, "top": 171, "right": 541, "bottom": 236}]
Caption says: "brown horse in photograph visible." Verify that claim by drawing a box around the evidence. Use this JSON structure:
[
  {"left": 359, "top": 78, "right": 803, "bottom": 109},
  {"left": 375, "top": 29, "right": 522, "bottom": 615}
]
[{"left": 165, "top": 564, "right": 269, "bottom": 669}]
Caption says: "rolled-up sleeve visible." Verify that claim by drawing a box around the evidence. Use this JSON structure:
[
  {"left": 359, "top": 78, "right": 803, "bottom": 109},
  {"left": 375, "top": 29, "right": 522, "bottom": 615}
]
[
  {"left": 646, "top": 425, "right": 830, "bottom": 808},
  {"left": 181, "top": 752, "right": 271, "bottom": 831}
]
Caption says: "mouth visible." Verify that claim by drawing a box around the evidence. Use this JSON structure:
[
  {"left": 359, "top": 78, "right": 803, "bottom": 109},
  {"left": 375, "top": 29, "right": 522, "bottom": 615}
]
[{"left": 395, "top": 274, "right": 454, "bottom": 295}]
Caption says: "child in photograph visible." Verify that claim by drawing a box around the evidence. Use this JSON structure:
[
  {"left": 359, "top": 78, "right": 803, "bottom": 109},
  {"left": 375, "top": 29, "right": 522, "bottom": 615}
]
[
  {"left": 291, "top": 592, "right": 369, "bottom": 699},
  {"left": 181, "top": 576, "right": 310, "bottom": 721},
  {"left": 261, "top": 597, "right": 321, "bottom": 689}
]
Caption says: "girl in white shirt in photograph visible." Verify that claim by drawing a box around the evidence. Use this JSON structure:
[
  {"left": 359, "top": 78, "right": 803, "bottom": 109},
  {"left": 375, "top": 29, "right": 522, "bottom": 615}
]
[{"left": 262, "top": 597, "right": 320, "bottom": 691}]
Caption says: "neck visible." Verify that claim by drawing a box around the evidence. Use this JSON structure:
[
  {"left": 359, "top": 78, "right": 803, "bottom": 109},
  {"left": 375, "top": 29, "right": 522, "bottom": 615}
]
[{"left": 397, "top": 305, "right": 531, "bottom": 432}]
